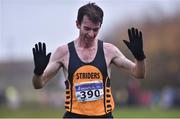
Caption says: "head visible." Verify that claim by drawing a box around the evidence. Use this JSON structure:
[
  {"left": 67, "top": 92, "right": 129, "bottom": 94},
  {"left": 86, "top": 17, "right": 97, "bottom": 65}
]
[
  {"left": 76, "top": 3, "right": 104, "bottom": 42},
  {"left": 77, "top": 2, "right": 104, "bottom": 25}
]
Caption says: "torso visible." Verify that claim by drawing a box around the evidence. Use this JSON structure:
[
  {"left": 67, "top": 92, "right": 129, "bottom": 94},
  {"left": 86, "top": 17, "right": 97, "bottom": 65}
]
[{"left": 65, "top": 40, "right": 115, "bottom": 115}]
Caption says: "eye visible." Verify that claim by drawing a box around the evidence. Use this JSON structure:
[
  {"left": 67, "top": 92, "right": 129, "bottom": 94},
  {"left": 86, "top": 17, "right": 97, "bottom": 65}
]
[
  {"left": 84, "top": 27, "right": 91, "bottom": 31},
  {"left": 93, "top": 28, "right": 99, "bottom": 32}
]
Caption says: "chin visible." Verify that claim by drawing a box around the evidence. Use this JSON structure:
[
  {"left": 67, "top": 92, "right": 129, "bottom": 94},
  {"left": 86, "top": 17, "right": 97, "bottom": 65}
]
[{"left": 85, "top": 38, "right": 95, "bottom": 43}]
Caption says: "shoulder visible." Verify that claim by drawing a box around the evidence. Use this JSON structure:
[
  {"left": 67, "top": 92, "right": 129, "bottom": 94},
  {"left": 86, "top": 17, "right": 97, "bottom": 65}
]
[
  {"left": 51, "top": 44, "right": 69, "bottom": 61},
  {"left": 55, "top": 44, "right": 69, "bottom": 54},
  {"left": 103, "top": 41, "right": 125, "bottom": 59},
  {"left": 103, "top": 42, "right": 120, "bottom": 54}
]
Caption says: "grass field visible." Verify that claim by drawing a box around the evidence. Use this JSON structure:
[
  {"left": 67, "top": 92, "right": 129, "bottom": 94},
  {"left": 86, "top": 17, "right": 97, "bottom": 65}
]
[{"left": 0, "top": 106, "right": 180, "bottom": 118}]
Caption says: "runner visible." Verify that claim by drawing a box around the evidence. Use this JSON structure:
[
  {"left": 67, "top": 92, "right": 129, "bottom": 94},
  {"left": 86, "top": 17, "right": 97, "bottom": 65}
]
[{"left": 32, "top": 2, "right": 146, "bottom": 118}]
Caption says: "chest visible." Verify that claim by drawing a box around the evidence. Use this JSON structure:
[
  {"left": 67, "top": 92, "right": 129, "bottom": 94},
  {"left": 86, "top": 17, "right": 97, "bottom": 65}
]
[{"left": 76, "top": 47, "right": 97, "bottom": 63}]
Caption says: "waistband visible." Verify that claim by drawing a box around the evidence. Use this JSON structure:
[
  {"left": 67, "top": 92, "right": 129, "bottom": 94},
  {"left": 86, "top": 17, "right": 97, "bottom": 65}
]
[{"left": 63, "top": 111, "right": 113, "bottom": 118}]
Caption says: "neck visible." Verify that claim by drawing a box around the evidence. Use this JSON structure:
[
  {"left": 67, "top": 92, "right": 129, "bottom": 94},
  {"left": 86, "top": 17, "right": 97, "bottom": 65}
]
[{"left": 76, "top": 37, "right": 97, "bottom": 48}]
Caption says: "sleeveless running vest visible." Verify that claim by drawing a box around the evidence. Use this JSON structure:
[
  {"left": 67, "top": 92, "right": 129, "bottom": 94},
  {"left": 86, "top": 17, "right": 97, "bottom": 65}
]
[{"left": 64, "top": 40, "right": 114, "bottom": 116}]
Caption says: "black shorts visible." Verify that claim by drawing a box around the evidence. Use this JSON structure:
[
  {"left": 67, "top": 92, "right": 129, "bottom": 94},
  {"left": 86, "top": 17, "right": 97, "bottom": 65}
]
[{"left": 63, "top": 111, "right": 113, "bottom": 118}]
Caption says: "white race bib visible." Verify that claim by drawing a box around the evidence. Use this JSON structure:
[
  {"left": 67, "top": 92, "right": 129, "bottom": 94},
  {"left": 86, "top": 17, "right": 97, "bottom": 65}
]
[{"left": 75, "top": 80, "right": 104, "bottom": 102}]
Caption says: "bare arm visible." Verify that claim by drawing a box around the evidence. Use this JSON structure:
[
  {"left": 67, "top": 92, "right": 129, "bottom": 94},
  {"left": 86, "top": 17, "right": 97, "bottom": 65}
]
[
  {"left": 111, "top": 45, "right": 145, "bottom": 79},
  {"left": 32, "top": 56, "right": 61, "bottom": 89},
  {"left": 32, "top": 43, "right": 64, "bottom": 89}
]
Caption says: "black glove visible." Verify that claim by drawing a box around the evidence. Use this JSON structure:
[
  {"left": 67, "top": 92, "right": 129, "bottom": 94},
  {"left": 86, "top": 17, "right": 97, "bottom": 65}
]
[
  {"left": 123, "top": 27, "right": 146, "bottom": 61},
  {"left": 32, "top": 42, "right": 51, "bottom": 75}
]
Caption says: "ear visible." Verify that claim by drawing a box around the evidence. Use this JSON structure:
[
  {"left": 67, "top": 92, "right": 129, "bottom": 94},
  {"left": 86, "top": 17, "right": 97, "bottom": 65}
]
[{"left": 76, "top": 20, "right": 80, "bottom": 29}]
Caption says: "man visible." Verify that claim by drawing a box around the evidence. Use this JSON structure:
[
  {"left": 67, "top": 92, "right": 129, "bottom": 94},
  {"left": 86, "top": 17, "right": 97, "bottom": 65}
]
[{"left": 32, "top": 3, "right": 146, "bottom": 118}]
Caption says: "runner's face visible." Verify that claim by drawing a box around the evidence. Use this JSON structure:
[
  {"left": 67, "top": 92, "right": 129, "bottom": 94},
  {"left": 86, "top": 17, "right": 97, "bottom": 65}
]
[{"left": 77, "top": 15, "right": 101, "bottom": 43}]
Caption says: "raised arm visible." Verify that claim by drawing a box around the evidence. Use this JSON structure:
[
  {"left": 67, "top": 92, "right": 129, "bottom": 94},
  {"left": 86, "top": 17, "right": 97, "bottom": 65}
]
[
  {"left": 112, "top": 27, "right": 146, "bottom": 79},
  {"left": 32, "top": 42, "right": 62, "bottom": 89}
]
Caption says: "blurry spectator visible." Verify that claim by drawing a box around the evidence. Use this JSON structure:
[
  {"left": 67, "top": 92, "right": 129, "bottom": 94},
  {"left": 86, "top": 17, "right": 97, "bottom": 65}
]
[
  {"left": 173, "top": 88, "right": 180, "bottom": 107},
  {"left": 115, "top": 89, "right": 128, "bottom": 108},
  {"left": 127, "top": 79, "right": 141, "bottom": 106},
  {"left": 0, "top": 89, "right": 6, "bottom": 106},
  {"left": 138, "top": 90, "right": 152, "bottom": 107},
  {"left": 150, "top": 90, "right": 161, "bottom": 109},
  {"left": 5, "top": 86, "right": 21, "bottom": 109},
  {"left": 160, "top": 86, "right": 175, "bottom": 109},
  {"left": 119, "top": 89, "right": 128, "bottom": 108}
]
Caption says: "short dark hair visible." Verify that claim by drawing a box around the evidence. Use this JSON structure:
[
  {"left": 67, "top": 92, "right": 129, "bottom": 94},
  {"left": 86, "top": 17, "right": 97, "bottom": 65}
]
[{"left": 77, "top": 3, "right": 104, "bottom": 25}]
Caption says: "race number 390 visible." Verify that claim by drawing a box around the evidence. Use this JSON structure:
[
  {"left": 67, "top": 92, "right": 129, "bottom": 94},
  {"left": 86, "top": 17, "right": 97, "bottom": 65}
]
[
  {"left": 80, "top": 89, "right": 100, "bottom": 99},
  {"left": 75, "top": 81, "right": 104, "bottom": 102}
]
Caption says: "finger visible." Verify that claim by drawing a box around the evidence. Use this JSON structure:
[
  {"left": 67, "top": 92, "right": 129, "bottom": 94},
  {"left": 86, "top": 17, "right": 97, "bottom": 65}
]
[
  {"left": 128, "top": 29, "right": 133, "bottom": 41},
  {"left": 123, "top": 40, "right": 130, "bottom": 48},
  {"left": 135, "top": 28, "right": 139, "bottom": 38},
  {"left": 35, "top": 44, "right": 38, "bottom": 51},
  {"left": 47, "top": 53, "right": 51, "bottom": 59},
  {"left": 38, "top": 42, "right": 42, "bottom": 53},
  {"left": 43, "top": 43, "right": 46, "bottom": 55},
  {"left": 32, "top": 48, "right": 36, "bottom": 56},
  {"left": 131, "top": 27, "right": 136, "bottom": 39},
  {"left": 32, "top": 48, "right": 37, "bottom": 63},
  {"left": 139, "top": 31, "right": 142, "bottom": 39},
  {"left": 139, "top": 31, "right": 143, "bottom": 45}
]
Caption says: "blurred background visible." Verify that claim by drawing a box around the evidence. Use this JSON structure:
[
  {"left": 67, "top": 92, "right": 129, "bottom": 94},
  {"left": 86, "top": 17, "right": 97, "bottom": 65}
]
[{"left": 0, "top": 0, "right": 180, "bottom": 118}]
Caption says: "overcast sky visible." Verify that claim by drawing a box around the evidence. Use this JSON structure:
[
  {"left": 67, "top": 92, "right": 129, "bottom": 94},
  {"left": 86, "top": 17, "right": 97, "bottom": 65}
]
[{"left": 0, "top": 0, "right": 179, "bottom": 61}]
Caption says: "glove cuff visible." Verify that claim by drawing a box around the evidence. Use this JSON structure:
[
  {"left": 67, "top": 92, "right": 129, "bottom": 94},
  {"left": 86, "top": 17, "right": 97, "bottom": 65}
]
[
  {"left": 34, "top": 68, "right": 43, "bottom": 76},
  {"left": 134, "top": 51, "right": 146, "bottom": 61}
]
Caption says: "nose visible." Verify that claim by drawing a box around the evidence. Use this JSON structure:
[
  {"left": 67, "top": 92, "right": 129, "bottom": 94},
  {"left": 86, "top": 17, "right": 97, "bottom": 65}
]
[{"left": 88, "top": 30, "right": 95, "bottom": 38}]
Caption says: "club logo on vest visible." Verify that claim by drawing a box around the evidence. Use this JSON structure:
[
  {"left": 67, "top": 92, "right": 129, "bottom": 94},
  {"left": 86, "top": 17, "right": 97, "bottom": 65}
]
[{"left": 73, "top": 65, "right": 103, "bottom": 80}]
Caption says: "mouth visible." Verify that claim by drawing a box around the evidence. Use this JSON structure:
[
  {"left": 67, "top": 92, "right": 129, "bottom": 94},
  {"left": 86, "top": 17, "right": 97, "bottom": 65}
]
[{"left": 85, "top": 36, "right": 95, "bottom": 42}]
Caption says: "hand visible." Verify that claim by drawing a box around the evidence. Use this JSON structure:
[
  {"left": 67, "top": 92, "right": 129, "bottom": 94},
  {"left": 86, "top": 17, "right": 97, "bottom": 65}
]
[
  {"left": 123, "top": 27, "right": 146, "bottom": 61},
  {"left": 32, "top": 42, "right": 51, "bottom": 75}
]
